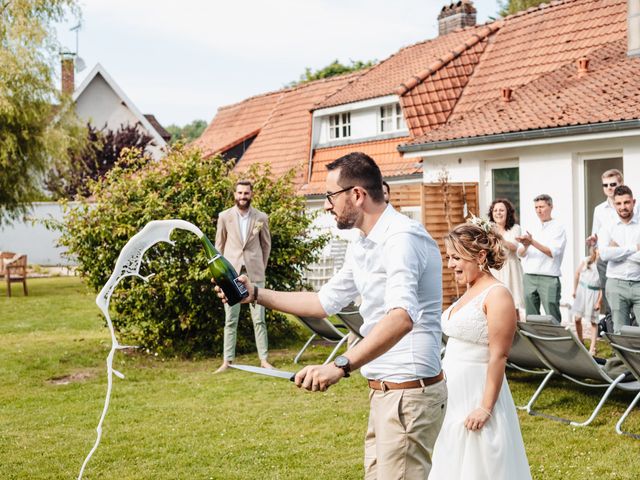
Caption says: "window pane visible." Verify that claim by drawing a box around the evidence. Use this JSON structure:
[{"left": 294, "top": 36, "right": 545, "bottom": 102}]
[{"left": 492, "top": 167, "right": 520, "bottom": 220}]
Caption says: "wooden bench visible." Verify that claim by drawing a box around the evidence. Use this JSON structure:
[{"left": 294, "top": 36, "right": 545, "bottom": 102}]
[{"left": 4, "top": 253, "right": 28, "bottom": 297}]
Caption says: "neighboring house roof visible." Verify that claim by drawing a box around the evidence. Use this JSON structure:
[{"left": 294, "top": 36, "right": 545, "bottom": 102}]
[
  {"left": 73, "top": 63, "right": 168, "bottom": 150},
  {"left": 301, "top": 137, "right": 417, "bottom": 195},
  {"left": 144, "top": 114, "right": 171, "bottom": 142},
  {"left": 192, "top": 89, "right": 286, "bottom": 157},
  {"left": 232, "top": 73, "right": 363, "bottom": 186},
  {"left": 404, "top": 0, "right": 631, "bottom": 149}
]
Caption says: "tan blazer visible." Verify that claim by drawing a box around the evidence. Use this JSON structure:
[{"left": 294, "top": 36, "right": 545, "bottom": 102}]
[{"left": 215, "top": 206, "right": 271, "bottom": 282}]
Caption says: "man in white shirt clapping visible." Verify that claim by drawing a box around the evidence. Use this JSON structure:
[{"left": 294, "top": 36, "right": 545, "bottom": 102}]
[
  {"left": 598, "top": 185, "right": 640, "bottom": 333},
  {"left": 517, "top": 194, "right": 567, "bottom": 322}
]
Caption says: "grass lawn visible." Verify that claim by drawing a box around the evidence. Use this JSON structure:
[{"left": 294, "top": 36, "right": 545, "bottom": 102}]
[{"left": 1, "top": 277, "right": 639, "bottom": 479}]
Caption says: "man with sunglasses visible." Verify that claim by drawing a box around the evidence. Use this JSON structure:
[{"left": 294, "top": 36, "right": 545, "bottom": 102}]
[
  {"left": 587, "top": 169, "right": 637, "bottom": 317},
  {"left": 214, "top": 152, "right": 446, "bottom": 479}
]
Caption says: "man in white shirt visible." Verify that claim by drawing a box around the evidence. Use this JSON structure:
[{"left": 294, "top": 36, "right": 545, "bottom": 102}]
[
  {"left": 215, "top": 152, "right": 446, "bottom": 479},
  {"left": 517, "top": 194, "right": 567, "bottom": 322},
  {"left": 586, "top": 168, "right": 625, "bottom": 316},
  {"left": 598, "top": 185, "right": 640, "bottom": 333}
]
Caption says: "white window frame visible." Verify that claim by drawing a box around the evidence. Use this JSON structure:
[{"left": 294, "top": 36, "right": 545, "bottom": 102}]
[
  {"left": 379, "top": 103, "right": 406, "bottom": 133},
  {"left": 328, "top": 112, "right": 351, "bottom": 140}
]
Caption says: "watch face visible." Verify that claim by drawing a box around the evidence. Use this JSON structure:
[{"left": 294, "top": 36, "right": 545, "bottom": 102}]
[{"left": 335, "top": 356, "right": 349, "bottom": 368}]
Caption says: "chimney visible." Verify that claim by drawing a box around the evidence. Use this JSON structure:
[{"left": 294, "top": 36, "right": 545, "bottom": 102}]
[
  {"left": 501, "top": 87, "right": 512, "bottom": 102},
  {"left": 577, "top": 57, "right": 589, "bottom": 76},
  {"left": 629, "top": 0, "right": 640, "bottom": 56},
  {"left": 438, "top": 1, "right": 477, "bottom": 36},
  {"left": 61, "top": 53, "right": 75, "bottom": 95}
]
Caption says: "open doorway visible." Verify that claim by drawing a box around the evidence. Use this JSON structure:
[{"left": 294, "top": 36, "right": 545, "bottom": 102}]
[{"left": 584, "top": 157, "right": 623, "bottom": 240}]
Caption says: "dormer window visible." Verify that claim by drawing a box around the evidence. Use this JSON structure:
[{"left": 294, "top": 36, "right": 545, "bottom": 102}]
[
  {"left": 329, "top": 113, "right": 351, "bottom": 139},
  {"left": 379, "top": 103, "right": 406, "bottom": 133}
]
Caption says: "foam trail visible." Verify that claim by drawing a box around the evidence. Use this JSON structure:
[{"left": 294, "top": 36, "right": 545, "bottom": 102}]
[{"left": 78, "top": 220, "right": 204, "bottom": 479}]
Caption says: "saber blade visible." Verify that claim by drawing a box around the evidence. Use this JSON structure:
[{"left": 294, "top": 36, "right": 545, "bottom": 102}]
[{"left": 230, "top": 364, "right": 295, "bottom": 381}]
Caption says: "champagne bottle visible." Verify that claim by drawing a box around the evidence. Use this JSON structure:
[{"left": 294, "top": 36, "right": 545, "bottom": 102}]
[{"left": 200, "top": 234, "right": 248, "bottom": 306}]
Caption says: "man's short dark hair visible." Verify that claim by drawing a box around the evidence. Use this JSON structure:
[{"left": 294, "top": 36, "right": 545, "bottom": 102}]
[
  {"left": 614, "top": 185, "right": 633, "bottom": 198},
  {"left": 235, "top": 180, "right": 252, "bottom": 191},
  {"left": 326, "top": 152, "right": 384, "bottom": 203},
  {"left": 533, "top": 194, "right": 553, "bottom": 206}
]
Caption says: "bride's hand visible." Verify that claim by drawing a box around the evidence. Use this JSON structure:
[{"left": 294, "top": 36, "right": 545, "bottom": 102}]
[{"left": 464, "top": 407, "right": 492, "bottom": 431}]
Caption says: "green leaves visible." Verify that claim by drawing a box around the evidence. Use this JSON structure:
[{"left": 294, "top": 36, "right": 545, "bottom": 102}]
[{"left": 57, "top": 146, "right": 327, "bottom": 356}]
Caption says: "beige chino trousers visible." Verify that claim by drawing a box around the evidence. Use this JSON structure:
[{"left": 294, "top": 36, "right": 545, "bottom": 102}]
[{"left": 364, "top": 379, "right": 447, "bottom": 480}]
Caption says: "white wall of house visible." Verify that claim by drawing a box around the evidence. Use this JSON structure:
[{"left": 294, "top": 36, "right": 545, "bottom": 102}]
[
  {"left": 74, "top": 71, "right": 166, "bottom": 160},
  {"left": 415, "top": 130, "right": 640, "bottom": 321},
  {"left": 0, "top": 203, "right": 76, "bottom": 266}
]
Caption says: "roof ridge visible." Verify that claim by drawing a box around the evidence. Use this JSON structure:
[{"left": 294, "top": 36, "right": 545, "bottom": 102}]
[
  {"left": 396, "top": 22, "right": 502, "bottom": 96},
  {"left": 216, "top": 87, "right": 291, "bottom": 113},
  {"left": 499, "top": 0, "right": 578, "bottom": 22}
]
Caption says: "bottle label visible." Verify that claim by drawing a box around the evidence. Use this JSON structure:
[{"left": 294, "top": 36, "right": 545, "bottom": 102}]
[{"left": 234, "top": 278, "right": 248, "bottom": 295}]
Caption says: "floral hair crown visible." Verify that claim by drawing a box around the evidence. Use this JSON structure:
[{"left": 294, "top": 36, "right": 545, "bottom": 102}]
[{"left": 468, "top": 213, "right": 492, "bottom": 234}]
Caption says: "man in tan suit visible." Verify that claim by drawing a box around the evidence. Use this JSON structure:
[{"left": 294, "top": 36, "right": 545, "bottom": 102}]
[{"left": 214, "top": 180, "right": 272, "bottom": 372}]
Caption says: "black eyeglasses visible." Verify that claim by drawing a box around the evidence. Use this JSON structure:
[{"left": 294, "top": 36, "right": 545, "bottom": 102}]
[
  {"left": 325, "top": 186, "right": 354, "bottom": 205},
  {"left": 602, "top": 182, "right": 618, "bottom": 188}
]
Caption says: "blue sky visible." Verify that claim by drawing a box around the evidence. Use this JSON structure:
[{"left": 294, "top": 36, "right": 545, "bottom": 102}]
[{"left": 57, "top": 1, "right": 502, "bottom": 127}]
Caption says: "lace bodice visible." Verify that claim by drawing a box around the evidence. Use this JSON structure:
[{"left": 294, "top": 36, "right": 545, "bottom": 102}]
[{"left": 442, "top": 284, "right": 506, "bottom": 345}]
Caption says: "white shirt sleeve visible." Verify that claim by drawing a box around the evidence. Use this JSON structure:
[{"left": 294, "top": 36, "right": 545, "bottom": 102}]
[
  {"left": 547, "top": 224, "right": 567, "bottom": 259},
  {"left": 591, "top": 206, "right": 601, "bottom": 236},
  {"left": 317, "top": 252, "right": 359, "bottom": 316},
  {"left": 599, "top": 226, "right": 638, "bottom": 262},
  {"left": 382, "top": 232, "right": 426, "bottom": 323}
]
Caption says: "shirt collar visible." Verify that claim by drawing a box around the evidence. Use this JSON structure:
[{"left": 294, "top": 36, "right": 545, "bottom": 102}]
[
  {"left": 360, "top": 204, "right": 395, "bottom": 245},
  {"left": 616, "top": 215, "right": 639, "bottom": 225}
]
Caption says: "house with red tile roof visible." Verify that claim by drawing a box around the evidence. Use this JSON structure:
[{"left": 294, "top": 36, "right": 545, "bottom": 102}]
[
  {"left": 400, "top": 0, "right": 640, "bottom": 310},
  {"left": 196, "top": 0, "right": 640, "bottom": 298}
]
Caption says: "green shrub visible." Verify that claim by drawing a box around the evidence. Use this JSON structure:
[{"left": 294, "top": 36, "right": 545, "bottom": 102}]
[{"left": 56, "top": 146, "right": 327, "bottom": 356}]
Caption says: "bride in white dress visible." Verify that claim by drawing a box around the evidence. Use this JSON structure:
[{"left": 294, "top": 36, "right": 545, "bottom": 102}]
[{"left": 429, "top": 221, "right": 531, "bottom": 480}]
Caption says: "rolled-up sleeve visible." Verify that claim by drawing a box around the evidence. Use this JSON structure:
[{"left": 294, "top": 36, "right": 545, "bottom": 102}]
[
  {"left": 548, "top": 225, "right": 567, "bottom": 258},
  {"left": 382, "top": 232, "right": 426, "bottom": 323},
  {"left": 318, "top": 254, "right": 359, "bottom": 316}
]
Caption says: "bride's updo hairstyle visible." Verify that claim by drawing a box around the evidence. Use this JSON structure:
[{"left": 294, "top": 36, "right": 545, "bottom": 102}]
[{"left": 445, "top": 220, "right": 507, "bottom": 272}]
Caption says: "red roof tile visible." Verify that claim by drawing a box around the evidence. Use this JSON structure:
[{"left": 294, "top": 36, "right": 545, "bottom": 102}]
[
  {"left": 192, "top": 89, "right": 286, "bottom": 157},
  {"left": 301, "top": 137, "right": 418, "bottom": 195},
  {"left": 234, "top": 73, "right": 361, "bottom": 186},
  {"left": 405, "top": 38, "right": 640, "bottom": 145},
  {"left": 315, "top": 24, "right": 497, "bottom": 110}
]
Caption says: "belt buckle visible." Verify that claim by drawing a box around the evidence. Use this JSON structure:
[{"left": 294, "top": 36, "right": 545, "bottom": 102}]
[{"left": 379, "top": 380, "right": 388, "bottom": 392}]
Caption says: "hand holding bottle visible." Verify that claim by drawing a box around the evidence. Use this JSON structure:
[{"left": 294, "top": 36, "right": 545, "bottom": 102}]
[{"left": 213, "top": 274, "right": 254, "bottom": 305}]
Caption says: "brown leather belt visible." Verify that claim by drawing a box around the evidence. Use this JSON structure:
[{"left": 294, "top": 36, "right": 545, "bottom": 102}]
[{"left": 368, "top": 371, "right": 444, "bottom": 392}]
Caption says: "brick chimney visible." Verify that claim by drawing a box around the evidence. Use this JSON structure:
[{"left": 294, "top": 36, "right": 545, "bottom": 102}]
[
  {"left": 438, "top": 1, "right": 477, "bottom": 36},
  {"left": 629, "top": 0, "right": 640, "bottom": 56},
  {"left": 61, "top": 53, "right": 75, "bottom": 95}
]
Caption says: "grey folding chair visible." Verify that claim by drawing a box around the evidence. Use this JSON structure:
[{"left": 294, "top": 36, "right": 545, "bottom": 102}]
[
  {"left": 604, "top": 326, "right": 640, "bottom": 439},
  {"left": 334, "top": 304, "right": 364, "bottom": 348},
  {"left": 507, "top": 316, "right": 555, "bottom": 375},
  {"left": 292, "top": 315, "right": 348, "bottom": 365},
  {"left": 517, "top": 321, "right": 640, "bottom": 427}
]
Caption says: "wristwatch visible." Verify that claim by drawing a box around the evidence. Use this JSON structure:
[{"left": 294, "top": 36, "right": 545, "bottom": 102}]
[{"left": 333, "top": 355, "right": 351, "bottom": 378}]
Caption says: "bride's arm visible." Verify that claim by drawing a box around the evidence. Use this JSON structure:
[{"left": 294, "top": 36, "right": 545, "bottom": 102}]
[{"left": 464, "top": 288, "right": 517, "bottom": 431}]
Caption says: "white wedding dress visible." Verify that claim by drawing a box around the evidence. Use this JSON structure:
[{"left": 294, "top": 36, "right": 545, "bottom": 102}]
[{"left": 429, "top": 284, "right": 532, "bottom": 480}]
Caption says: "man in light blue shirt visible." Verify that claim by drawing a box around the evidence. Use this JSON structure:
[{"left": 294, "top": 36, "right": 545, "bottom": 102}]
[
  {"left": 215, "top": 152, "right": 446, "bottom": 479},
  {"left": 598, "top": 185, "right": 640, "bottom": 332}
]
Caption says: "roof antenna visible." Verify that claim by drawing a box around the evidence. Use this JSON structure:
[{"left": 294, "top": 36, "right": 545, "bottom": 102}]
[{"left": 70, "top": 22, "right": 86, "bottom": 73}]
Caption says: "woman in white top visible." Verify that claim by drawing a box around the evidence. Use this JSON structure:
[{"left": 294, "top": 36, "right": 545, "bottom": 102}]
[
  {"left": 429, "top": 220, "right": 531, "bottom": 480},
  {"left": 488, "top": 198, "right": 525, "bottom": 318}
]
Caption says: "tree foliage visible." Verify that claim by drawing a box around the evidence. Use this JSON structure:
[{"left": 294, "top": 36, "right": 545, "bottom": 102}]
[
  {"left": 290, "top": 59, "right": 376, "bottom": 87},
  {"left": 498, "top": 0, "right": 545, "bottom": 16},
  {"left": 56, "top": 146, "right": 327, "bottom": 356},
  {"left": 46, "top": 123, "right": 153, "bottom": 199},
  {"left": 0, "top": 0, "right": 83, "bottom": 222},
  {"left": 165, "top": 119, "right": 207, "bottom": 144}
]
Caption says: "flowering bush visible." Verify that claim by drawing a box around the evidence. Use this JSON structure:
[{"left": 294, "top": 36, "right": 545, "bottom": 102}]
[{"left": 57, "top": 146, "right": 327, "bottom": 356}]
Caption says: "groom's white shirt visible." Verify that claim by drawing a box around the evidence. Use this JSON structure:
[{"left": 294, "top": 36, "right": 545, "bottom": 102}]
[{"left": 318, "top": 205, "right": 442, "bottom": 382}]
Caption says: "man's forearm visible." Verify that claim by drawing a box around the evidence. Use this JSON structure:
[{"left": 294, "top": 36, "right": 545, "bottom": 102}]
[
  {"left": 342, "top": 308, "right": 413, "bottom": 371},
  {"left": 257, "top": 288, "right": 326, "bottom": 318},
  {"left": 531, "top": 239, "right": 553, "bottom": 257}
]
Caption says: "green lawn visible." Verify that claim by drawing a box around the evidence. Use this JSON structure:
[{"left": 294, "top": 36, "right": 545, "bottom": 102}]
[{"left": 1, "top": 277, "right": 639, "bottom": 479}]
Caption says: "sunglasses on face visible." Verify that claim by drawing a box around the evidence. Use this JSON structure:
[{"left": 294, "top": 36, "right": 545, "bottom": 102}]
[{"left": 602, "top": 182, "right": 618, "bottom": 188}]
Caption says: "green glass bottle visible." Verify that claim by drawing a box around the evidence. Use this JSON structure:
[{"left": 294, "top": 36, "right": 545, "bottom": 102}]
[{"left": 200, "top": 234, "right": 248, "bottom": 306}]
